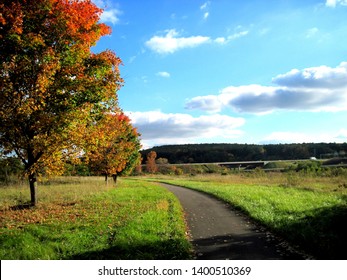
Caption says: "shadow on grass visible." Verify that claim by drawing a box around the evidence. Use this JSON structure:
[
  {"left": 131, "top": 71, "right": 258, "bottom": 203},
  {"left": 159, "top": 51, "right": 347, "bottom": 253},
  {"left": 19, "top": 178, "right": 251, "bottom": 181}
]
[
  {"left": 9, "top": 202, "right": 34, "bottom": 210},
  {"left": 69, "top": 239, "right": 193, "bottom": 260},
  {"left": 276, "top": 204, "right": 347, "bottom": 260}
]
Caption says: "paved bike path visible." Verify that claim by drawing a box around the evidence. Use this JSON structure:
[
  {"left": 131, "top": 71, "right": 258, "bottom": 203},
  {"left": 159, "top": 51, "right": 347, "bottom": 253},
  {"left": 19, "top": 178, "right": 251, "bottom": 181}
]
[{"left": 160, "top": 183, "right": 305, "bottom": 260}]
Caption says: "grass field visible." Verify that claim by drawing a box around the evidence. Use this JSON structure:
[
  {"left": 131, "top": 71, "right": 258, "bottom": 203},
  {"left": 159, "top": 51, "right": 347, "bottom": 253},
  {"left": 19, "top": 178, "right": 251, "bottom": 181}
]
[
  {"left": 2, "top": 172, "right": 347, "bottom": 260},
  {"left": 154, "top": 172, "right": 347, "bottom": 259},
  {"left": 0, "top": 177, "right": 192, "bottom": 260}
]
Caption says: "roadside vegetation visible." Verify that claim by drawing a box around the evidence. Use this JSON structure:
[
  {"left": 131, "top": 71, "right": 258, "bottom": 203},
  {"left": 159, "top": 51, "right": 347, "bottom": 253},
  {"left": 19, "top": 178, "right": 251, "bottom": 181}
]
[{"left": 0, "top": 177, "right": 192, "bottom": 260}]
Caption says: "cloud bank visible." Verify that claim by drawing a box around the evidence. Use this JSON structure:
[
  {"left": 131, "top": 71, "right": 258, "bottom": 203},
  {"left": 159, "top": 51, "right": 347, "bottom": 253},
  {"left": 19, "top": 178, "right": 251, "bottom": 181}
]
[
  {"left": 185, "top": 62, "right": 347, "bottom": 114},
  {"left": 126, "top": 111, "right": 245, "bottom": 148}
]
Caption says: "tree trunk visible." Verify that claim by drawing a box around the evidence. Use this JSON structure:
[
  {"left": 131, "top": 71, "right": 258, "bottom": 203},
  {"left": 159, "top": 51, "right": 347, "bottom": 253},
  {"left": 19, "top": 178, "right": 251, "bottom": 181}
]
[
  {"left": 29, "top": 173, "right": 37, "bottom": 206},
  {"left": 105, "top": 174, "right": 109, "bottom": 185},
  {"left": 112, "top": 174, "right": 118, "bottom": 185},
  {"left": 4, "top": 165, "right": 9, "bottom": 185}
]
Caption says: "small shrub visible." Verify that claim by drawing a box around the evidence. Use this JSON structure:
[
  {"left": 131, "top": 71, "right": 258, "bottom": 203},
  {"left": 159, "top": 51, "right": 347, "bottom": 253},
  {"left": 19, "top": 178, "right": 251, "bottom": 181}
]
[
  {"left": 296, "top": 161, "right": 322, "bottom": 175},
  {"left": 283, "top": 172, "right": 301, "bottom": 187},
  {"left": 174, "top": 168, "right": 184, "bottom": 175}
]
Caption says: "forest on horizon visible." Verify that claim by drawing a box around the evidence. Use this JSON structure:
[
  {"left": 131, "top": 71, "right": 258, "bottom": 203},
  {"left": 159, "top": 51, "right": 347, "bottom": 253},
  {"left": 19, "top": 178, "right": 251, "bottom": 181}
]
[{"left": 140, "top": 142, "right": 347, "bottom": 164}]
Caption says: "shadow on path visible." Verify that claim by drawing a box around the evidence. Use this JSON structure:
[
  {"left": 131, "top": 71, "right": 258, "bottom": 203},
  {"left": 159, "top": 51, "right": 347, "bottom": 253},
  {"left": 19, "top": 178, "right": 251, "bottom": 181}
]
[{"left": 192, "top": 233, "right": 301, "bottom": 260}]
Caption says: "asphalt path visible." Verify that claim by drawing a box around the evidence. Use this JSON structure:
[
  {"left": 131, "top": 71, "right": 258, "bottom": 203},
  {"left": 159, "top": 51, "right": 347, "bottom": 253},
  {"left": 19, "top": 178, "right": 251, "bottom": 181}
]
[{"left": 160, "top": 183, "right": 306, "bottom": 260}]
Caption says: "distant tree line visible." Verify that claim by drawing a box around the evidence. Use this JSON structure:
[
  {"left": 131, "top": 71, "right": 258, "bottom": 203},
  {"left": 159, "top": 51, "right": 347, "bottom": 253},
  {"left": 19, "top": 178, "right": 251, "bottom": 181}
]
[{"left": 140, "top": 143, "right": 347, "bottom": 164}]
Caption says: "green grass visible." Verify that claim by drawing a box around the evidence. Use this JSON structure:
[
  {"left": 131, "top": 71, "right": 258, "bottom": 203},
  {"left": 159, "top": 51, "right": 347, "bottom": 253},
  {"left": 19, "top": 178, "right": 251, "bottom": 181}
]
[
  {"left": 156, "top": 174, "right": 347, "bottom": 259},
  {"left": 0, "top": 177, "right": 192, "bottom": 260},
  {"left": 3, "top": 173, "right": 346, "bottom": 259}
]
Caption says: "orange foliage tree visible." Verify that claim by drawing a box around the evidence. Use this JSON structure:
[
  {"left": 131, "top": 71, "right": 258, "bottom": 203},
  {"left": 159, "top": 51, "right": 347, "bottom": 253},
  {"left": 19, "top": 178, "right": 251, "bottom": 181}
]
[
  {"left": 85, "top": 113, "right": 141, "bottom": 184},
  {"left": 146, "top": 151, "right": 158, "bottom": 173},
  {"left": 0, "top": 0, "right": 123, "bottom": 205}
]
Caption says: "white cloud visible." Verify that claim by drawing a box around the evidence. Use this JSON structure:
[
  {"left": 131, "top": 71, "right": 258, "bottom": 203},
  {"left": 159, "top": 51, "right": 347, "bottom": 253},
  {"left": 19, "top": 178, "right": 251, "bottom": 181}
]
[
  {"left": 145, "top": 29, "right": 210, "bottom": 54},
  {"left": 326, "top": 0, "right": 347, "bottom": 7},
  {"left": 214, "top": 30, "right": 249, "bottom": 45},
  {"left": 129, "top": 56, "right": 136, "bottom": 64},
  {"left": 92, "top": 0, "right": 122, "bottom": 24},
  {"left": 326, "top": 0, "right": 337, "bottom": 7},
  {"left": 227, "top": 30, "right": 249, "bottom": 40},
  {"left": 156, "top": 71, "right": 171, "bottom": 78},
  {"left": 200, "top": 2, "right": 211, "bottom": 20},
  {"left": 185, "top": 95, "right": 224, "bottom": 113},
  {"left": 92, "top": 0, "right": 106, "bottom": 7},
  {"left": 214, "top": 37, "right": 226, "bottom": 44},
  {"left": 273, "top": 62, "right": 347, "bottom": 89},
  {"left": 200, "top": 2, "right": 210, "bottom": 10},
  {"left": 100, "top": 9, "right": 121, "bottom": 24},
  {"left": 141, "top": 76, "right": 148, "bottom": 84},
  {"left": 259, "top": 28, "right": 270, "bottom": 36},
  {"left": 185, "top": 62, "right": 347, "bottom": 114},
  {"left": 145, "top": 28, "right": 250, "bottom": 53},
  {"left": 261, "top": 130, "right": 347, "bottom": 144},
  {"left": 126, "top": 111, "right": 245, "bottom": 148},
  {"left": 305, "top": 27, "right": 319, "bottom": 38}
]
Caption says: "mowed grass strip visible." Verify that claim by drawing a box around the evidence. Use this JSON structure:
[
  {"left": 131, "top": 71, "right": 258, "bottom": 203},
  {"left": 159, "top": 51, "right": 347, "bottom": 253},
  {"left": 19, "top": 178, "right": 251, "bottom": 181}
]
[
  {"left": 159, "top": 175, "right": 347, "bottom": 259},
  {"left": 0, "top": 177, "right": 192, "bottom": 260}
]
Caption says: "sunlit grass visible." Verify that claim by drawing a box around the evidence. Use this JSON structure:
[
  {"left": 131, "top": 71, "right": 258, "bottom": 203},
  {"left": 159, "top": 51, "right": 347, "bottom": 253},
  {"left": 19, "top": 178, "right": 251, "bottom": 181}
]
[{"left": 0, "top": 177, "right": 192, "bottom": 260}]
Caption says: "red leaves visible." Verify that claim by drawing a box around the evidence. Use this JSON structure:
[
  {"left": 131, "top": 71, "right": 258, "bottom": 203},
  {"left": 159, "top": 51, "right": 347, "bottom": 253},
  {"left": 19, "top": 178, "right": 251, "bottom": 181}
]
[{"left": 51, "top": 0, "right": 111, "bottom": 47}]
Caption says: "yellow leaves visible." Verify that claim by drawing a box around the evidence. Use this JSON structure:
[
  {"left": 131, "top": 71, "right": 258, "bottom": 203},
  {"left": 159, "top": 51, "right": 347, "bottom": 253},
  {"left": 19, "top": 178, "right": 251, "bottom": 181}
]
[{"left": 26, "top": 33, "right": 45, "bottom": 47}]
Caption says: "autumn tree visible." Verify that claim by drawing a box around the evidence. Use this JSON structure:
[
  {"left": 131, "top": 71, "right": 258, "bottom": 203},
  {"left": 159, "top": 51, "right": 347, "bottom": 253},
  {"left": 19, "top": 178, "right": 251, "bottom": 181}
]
[
  {"left": 85, "top": 113, "right": 141, "bottom": 184},
  {"left": 0, "top": 0, "right": 123, "bottom": 205},
  {"left": 146, "top": 151, "right": 158, "bottom": 173}
]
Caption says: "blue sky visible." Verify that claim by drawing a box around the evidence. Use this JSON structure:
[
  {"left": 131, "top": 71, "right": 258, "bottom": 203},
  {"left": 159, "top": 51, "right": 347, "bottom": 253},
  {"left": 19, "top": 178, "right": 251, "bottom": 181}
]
[{"left": 92, "top": 0, "right": 347, "bottom": 148}]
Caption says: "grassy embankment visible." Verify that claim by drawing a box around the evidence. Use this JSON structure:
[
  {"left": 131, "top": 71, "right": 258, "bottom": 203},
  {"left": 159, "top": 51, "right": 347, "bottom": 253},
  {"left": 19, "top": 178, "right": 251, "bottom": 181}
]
[
  {"left": 0, "top": 177, "right": 192, "bottom": 260},
  {"left": 155, "top": 172, "right": 347, "bottom": 259}
]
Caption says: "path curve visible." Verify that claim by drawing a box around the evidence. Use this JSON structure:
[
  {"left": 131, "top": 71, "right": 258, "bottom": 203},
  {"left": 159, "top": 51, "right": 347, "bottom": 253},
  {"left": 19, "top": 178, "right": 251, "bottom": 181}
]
[{"left": 160, "top": 182, "right": 305, "bottom": 260}]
